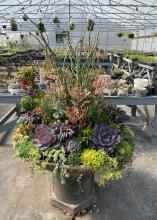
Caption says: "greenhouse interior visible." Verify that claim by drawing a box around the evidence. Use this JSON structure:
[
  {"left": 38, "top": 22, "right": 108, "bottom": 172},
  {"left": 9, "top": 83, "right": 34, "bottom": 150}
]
[{"left": 1, "top": 0, "right": 157, "bottom": 219}]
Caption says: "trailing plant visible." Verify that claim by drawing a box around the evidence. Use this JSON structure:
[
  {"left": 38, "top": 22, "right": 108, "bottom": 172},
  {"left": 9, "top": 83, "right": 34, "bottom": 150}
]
[
  {"left": 10, "top": 19, "right": 18, "bottom": 31},
  {"left": 23, "top": 14, "right": 29, "bottom": 21},
  {"left": 87, "top": 19, "right": 94, "bottom": 31},
  {"left": 37, "top": 21, "right": 45, "bottom": 33},
  {"left": 127, "top": 33, "right": 134, "bottom": 39},
  {"left": 53, "top": 14, "right": 60, "bottom": 24},
  {"left": 117, "top": 32, "right": 124, "bottom": 38},
  {"left": 70, "top": 23, "right": 75, "bottom": 31}
]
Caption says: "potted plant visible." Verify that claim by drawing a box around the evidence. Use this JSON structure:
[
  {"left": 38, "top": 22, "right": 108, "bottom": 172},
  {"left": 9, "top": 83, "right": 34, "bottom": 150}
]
[
  {"left": 12, "top": 22, "right": 135, "bottom": 217},
  {"left": 36, "top": 31, "right": 39, "bottom": 36},
  {"left": 70, "top": 17, "right": 75, "bottom": 30},
  {"left": 87, "top": 19, "right": 94, "bottom": 31},
  {"left": 128, "top": 33, "right": 134, "bottom": 39},
  {"left": 17, "top": 66, "right": 37, "bottom": 89},
  {"left": 70, "top": 23, "right": 75, "bottom": 31},
  {"left": 23, "top": 14, "right": 29, "bottom": 21},
  {"left": 37, "top": 21, "right": 45, "bottom": 33},
  {"left": 117, "top": 32, "right": 124, "bottom": 38},
  {"left": 53, "top": 13, "right": 60, "bottom": 24},
  {"left": 20, "top": 34, "right": 24, "bottom": 39},
  {"left": 10, "top": 19, "right": 18, "bottom": 31}
]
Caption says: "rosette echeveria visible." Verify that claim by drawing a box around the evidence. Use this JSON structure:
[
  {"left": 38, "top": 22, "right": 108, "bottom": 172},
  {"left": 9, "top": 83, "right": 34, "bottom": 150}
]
[
  {"left": 59, "top": 120, "right": 75, "bottom": 141},
  {"left": 65, "top": 137, "right": 81, "bottom": 153},
  {"left": 34, "top": 124, "right": 58, "bottom": 150},
  {"left": 92, "top": 123, "right": 121, "bottom": 150}
]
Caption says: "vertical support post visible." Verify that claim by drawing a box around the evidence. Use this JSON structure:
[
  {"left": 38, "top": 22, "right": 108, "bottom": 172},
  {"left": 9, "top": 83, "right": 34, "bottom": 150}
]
[
  {"left": 152, "top": 105, "right": 157, "bottom": 145},
  {"left": 131, "top": 105, "right": 137, "bottom": 117},
  {"left": 16, "top": 103, "right": 21, "bottom": 117}
]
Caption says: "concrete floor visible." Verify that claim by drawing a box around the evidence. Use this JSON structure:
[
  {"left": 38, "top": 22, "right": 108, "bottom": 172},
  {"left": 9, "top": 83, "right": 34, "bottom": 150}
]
[{"left": 0, "top": 106, "right": 157, "bottom": 220}]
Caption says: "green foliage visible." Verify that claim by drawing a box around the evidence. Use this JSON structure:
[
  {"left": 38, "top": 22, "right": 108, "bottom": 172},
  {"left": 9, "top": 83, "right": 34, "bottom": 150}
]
[
  {"left": 121, "top": 125, "right": 135, "bottom": 145},
  {"left": 78, "top": 127, "right": 94, "bottom": 146},
  {"left": 17, "top": 66, "right": 37, "bottom": 80},
  {"left": 117, "top": 32, "right": 124, "bottom": 38},
  {"left": 127, "top": 33, "right": 134, "bottom": 39},
  {"left": 40, "top": 95, "right": 64, "bottom": 123},
  {"left": 89, "top": 102, "right": 119, "bottom": 128},
  {"left": 120, "top": 83, "right": 134, "bottom": 91},
  {"left": 67, "top": 152, "right": 81, "bottom": 166},
  {"left": 14, "top": 135, "right": 35, "bottom": 160},
  {"left": 124, "top": 53, "right": 157, "bottom": 65},
  {"left": 81, "top": 149, "right": 106, "bottom": 171},
  {"left": 81, "top": 148, "right": 122, "bottom": 185},
  {"left": 47, "top": 147, "right": 70, "bottom": 184},
  {"left": 115, "top": 141, "right": 134, "bottom": 168},
  {"left": 21, "top": 96, "right": 34, "bottom": 112}
]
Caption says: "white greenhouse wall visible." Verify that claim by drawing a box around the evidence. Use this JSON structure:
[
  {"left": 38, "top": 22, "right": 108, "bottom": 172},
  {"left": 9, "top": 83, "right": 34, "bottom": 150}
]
[
  {"left": 0, "top": 6, "right": 131, "bottom": 51},
  {"left": 131, "top": 29, "right": 157, "bottom": 52}
]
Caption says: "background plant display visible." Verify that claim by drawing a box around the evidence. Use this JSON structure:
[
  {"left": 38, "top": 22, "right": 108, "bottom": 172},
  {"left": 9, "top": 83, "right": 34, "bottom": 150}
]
[{"left": 12, "top": 15, "right": 134, "bottom": 185}]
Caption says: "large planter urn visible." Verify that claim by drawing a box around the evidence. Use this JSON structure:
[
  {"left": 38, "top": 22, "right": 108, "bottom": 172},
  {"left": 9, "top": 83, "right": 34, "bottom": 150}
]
[{"left": 47, "top": 164, "right": 97, "bottom": 216}]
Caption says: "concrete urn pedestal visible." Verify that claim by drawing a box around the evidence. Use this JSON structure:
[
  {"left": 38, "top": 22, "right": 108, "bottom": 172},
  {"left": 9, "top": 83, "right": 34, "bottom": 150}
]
[{"left": 48, "top": 165, "right": 97, "bottom": 216}]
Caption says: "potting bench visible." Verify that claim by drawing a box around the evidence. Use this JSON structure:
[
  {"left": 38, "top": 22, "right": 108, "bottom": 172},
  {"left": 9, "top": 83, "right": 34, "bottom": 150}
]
[
  {"left": 104, "top": 95, "right": 157, "bottom": 143},
  {"left": 107, "top": 52, "right": 157, "bottom": 85},
  {"left": 137, "top": 63, "right": 157, "bottom": 85},
  {"left": 0, "top": 93, "right": 21, "bottom": 134}
]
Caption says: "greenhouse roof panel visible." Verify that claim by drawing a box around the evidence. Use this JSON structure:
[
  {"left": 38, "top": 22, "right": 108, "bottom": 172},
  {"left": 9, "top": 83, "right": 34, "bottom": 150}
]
[{"left": 0, "top": 0, "right": 157, "bottom": 30}]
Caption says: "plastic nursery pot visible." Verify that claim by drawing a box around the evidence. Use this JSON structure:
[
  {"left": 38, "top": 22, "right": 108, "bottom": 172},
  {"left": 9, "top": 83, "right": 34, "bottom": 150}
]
[{"left": 47, "top": 164, "right": 95, "bottom": 205}]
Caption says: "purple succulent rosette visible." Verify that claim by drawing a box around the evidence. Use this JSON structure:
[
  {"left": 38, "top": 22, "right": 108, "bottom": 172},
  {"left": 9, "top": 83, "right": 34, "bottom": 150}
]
[
  {"left": 34, "top": 124, "right": 58, "bottom": 150},
  {"left": 92, "top": 123, "right": 121, "bottom": 150},
  {"left": 21, "top": 111, "right": 41, "bottom": 125}
]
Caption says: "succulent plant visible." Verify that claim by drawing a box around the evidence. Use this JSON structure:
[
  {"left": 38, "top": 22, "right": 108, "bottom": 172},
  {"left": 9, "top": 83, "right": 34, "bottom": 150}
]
[
  {"left": 65, "top": 137, "right": 81, "bottom": 153},
  {"left": 92, "top": 123, "right": 121, "bottom": 150},
  {"left": 59, "top": 120, "right": 75, "bottom": 141},
  {"left": 103, "top": 105, "right": 129, "bottom": 124},
  {"left": 34, "top": 124, "right": 58, "bottom": 150},
  {"left": 20, "top": 110, "right": 42, "bottom": 125}
]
